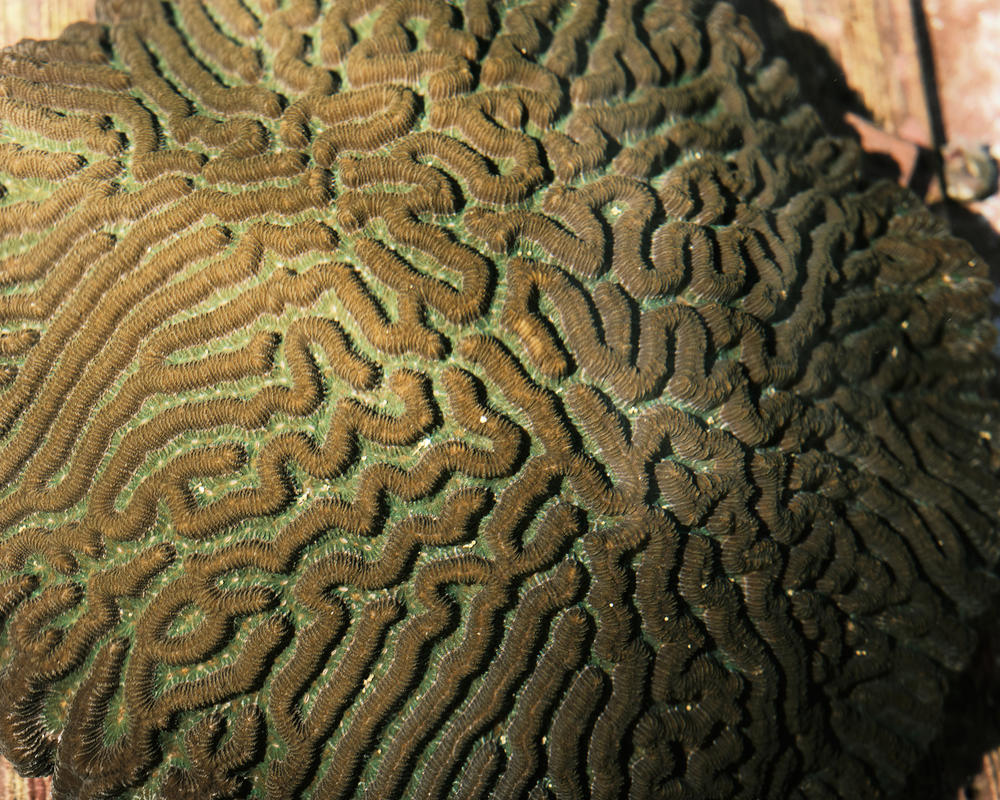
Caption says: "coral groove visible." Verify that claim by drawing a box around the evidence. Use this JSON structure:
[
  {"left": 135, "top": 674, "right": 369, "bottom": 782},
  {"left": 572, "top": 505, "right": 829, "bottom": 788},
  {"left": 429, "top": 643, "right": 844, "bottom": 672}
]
[{"left": 0, "top": 0, "right": 997, "bottom": 798}]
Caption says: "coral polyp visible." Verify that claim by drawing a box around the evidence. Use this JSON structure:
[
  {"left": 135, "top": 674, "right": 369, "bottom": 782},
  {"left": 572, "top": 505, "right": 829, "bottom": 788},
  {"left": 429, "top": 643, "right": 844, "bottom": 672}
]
[{"left": 0, "top": 0, "right": 997, "bottom": 798}]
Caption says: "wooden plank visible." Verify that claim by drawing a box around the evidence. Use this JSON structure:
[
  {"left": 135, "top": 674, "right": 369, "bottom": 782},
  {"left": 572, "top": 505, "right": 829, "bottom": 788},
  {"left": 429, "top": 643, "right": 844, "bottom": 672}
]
[
  {"left": 762, "top": 0, "right": 935, "bottom": 146},
  {"left": 0, "top": 0, "right": 96, "bottom": 48},
  {"left": 0, "top": 756, "right": 49, "bottom": 800}
]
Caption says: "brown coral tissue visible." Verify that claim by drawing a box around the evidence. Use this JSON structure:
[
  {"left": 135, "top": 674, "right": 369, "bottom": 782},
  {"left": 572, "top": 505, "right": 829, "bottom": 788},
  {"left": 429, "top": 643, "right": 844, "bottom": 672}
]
[{"left": 0, "top": 0, "right": 997, "bottom": 798}]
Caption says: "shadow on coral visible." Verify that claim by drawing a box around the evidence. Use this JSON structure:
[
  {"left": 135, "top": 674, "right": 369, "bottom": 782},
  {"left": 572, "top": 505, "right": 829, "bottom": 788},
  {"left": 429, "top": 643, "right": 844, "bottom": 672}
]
[{"left": 738, "top": 1, "right": 1000, "bottom": 797}]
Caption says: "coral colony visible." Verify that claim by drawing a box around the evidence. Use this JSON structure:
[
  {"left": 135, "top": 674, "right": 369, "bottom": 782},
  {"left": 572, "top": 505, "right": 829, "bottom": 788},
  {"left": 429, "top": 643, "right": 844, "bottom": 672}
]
[{"left": 0, "top": 0, "right": 997, "bottom": 798}]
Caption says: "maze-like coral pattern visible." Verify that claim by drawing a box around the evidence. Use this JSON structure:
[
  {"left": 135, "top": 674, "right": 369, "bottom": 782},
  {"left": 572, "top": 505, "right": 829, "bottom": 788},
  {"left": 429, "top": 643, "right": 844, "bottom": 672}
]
[{"left": 0, "top": 1, "right": 998, "bottom": 798}]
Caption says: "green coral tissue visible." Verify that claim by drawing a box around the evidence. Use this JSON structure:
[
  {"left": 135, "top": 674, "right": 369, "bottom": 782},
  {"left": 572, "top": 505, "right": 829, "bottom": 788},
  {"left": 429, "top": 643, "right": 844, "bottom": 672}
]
[{"left": 0, "top": 0, "right": 998, "bottom": 797}]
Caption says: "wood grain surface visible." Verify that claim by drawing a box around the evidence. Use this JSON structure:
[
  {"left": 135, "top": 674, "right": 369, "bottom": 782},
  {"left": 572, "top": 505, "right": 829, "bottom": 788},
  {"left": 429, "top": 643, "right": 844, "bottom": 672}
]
[
  {"left": 766, "top": 0, "right": 934, "bottom": 145},
  {"left": 0, "top": 757, "right": 49, "bottom": 800},
  {"left": 0, "top": 0, "right": 95, "bottom": 49}
]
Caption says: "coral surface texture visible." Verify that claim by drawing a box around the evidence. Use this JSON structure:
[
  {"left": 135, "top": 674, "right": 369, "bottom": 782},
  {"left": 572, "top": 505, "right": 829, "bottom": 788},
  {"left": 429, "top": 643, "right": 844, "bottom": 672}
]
[{"left": 0, "top": 0, "right": 998, "bottom": 798}]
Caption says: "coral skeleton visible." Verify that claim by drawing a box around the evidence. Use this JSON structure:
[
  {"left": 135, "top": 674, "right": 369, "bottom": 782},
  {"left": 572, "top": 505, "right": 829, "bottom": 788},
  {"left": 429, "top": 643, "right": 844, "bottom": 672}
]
[{"left": 0, "top": 0, "right": 997, "bottom": 797}]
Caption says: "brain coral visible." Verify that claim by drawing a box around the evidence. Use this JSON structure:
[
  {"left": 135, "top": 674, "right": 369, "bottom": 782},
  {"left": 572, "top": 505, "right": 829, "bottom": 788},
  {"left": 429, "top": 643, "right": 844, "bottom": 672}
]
[{"left": 0, "top": 0, "right": 998, "bottom": 798}]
